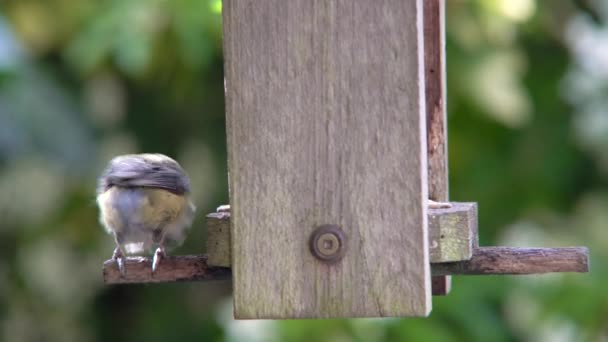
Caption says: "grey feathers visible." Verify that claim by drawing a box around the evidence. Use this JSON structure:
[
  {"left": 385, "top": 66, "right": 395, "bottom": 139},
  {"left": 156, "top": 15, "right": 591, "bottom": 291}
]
[{"left": 97, "top": 154, "right": 191, "bottom": 195}]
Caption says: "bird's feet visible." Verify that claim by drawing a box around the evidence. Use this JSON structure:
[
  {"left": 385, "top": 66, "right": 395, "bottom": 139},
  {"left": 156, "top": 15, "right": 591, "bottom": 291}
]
[
  {"left": 428, "top": 199, "right": 452, "bottom": 209},
  {"left": 152, "top": 247, "right": 166, "bottom": 274},
  {"left": 112, "top": 247, "right": 126, "bottom": 276},
  {"left": 217, "top": 204, "right": 231, "bottom": 212}
]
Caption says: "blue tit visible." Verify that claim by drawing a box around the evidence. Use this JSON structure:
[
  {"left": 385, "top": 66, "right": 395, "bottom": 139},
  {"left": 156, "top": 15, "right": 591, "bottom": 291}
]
[{"left": 97, "top": 154, "right": 196, "bottom": 275}]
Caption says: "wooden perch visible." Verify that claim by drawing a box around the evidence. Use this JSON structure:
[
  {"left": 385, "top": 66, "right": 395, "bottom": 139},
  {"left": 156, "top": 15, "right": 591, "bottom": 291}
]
[
  {"left": 431, "top": 247, "right": 589, "bottom": 276},
  {"left": 103, "top": 247, "right": 589, "bottom": 284},
  {"left": 103, "top": 203, "right": 589, "bottom": 285},
  {"left": 103, "top": 255, "right": 231, "bottom": 284}
]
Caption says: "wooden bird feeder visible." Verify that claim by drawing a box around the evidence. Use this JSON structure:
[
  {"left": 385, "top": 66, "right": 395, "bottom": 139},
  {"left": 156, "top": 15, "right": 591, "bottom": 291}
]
[{"left": 103, "top": 0, "right": 589, "bottom": 319}]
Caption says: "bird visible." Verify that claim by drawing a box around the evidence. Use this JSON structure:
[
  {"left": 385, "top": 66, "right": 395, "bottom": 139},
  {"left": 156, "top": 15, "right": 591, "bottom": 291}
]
[{"left": 96, "top": 153, "right": 196, "bottom": 275}]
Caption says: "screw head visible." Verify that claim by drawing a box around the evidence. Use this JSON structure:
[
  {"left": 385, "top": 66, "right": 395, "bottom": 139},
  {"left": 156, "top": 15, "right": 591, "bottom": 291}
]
[{"left": 309, "top": 225, "right": 346, "bottom": 263}]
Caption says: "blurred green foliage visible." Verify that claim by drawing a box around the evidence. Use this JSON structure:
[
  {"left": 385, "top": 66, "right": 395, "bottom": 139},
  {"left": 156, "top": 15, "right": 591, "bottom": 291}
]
[{"left": 0, "top": 0, "right": 606, "bottom": 341}]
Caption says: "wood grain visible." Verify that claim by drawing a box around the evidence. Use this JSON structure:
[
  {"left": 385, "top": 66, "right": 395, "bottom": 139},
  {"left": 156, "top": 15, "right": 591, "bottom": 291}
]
[
  {"left": 431, "top": 276, "right": 450, "bottom": 295},
  {"left": 424, "top": 0, "right": 451, "bottom": 296},
  {"left": 428, "top": 202, "right": 476, "bottom": 262},
  {"left": 103, "top": 247, "right": 589, "bottom": 284},
  {"left": 103, "top": 255, "right": 231, "bottom": 284},
  {"left": 425, "top": 0, "right": 448, "bottom": 201},
  {"left": 223, "top": 0, "right": 430, "bottom": 318},
  {"left": 206, "top": 203, "right": 477, "bottom": 268},
  {"left": 431, "top": 247, "right": 590, "bottom": 275},
  {"left": 206, "top": 212, "right": 231, "bottom": 267}
]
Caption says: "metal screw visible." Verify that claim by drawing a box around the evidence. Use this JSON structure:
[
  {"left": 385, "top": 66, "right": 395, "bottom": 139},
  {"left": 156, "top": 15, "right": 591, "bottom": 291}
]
[{"left": 309, "top": 225, "right": 346, "bottom": 263}]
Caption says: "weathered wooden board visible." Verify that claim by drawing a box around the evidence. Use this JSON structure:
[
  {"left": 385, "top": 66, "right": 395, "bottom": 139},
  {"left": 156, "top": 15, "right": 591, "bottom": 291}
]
[
  {"left": 431, "top": 247, "right": 590, "bottom": 276},
  {"left": 206, "top": 211, "right": 231, "bottom": 267},
  {"left": 425, "top": 0, "right": 448, "bottom": 202},
  {"left": 428, "top": 203, "right": 476, "bottom": 262},
  {"left": 206, "top": 203, "right": 477, "bottom": 268},
  {"left": 424, "top": 0, "right": 451, "bottom": 295},
  {"left": 223, "top": 0, "right": 430, "bottom": 318},
  {"left": 103, "top": 255, "right": 231, "bottom": 284}
]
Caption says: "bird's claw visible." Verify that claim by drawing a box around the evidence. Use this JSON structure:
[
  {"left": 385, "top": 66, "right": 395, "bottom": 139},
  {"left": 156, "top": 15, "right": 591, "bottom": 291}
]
[
  {"left": 152, "top": 247, "right": 166, "bottom": 274},
  {"left": 428, "top": 199, "right": 452, "bottom": 209},
  {"left": 216, "top": 204, "right": 231, "bottom": 213},
  {"left": 112, "top": 247, "right": 126, "bottom": 277}
]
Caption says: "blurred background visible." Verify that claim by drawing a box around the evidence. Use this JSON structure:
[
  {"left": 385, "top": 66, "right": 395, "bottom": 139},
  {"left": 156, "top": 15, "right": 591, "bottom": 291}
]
[{"left": 0, "top": 0, "right": 606, "bottom": 341}]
